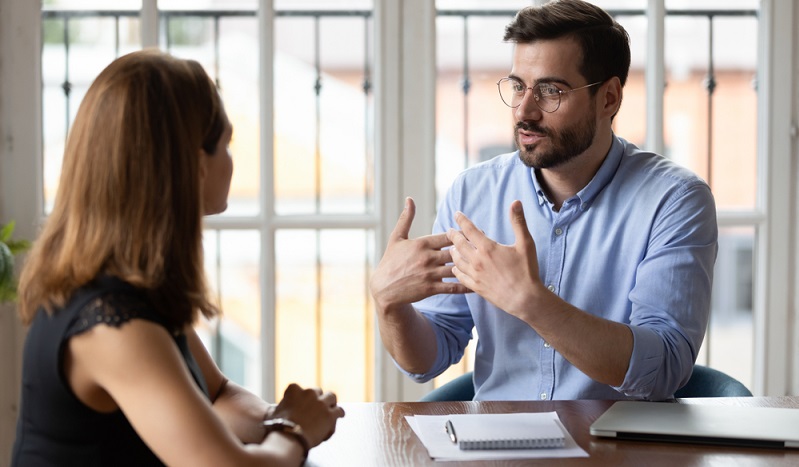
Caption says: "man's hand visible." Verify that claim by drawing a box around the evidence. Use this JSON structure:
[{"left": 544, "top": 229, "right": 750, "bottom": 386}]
[
  {"left": 447, "top": 200, "right": 543, "bottom": 320},
  {"left": 447, "top": 200, "right": 633, "bottom": 386},
  {"left": 370, "top": 197, "right": 470, "bottom": 312}
]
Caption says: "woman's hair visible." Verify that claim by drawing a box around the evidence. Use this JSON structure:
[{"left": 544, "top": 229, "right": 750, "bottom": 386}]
[
  {"left": 18, "top": 49, "right": 228, "bottom": 330},
  {"left": 503, "top": 0, "right": 631, "bottom": 91}
]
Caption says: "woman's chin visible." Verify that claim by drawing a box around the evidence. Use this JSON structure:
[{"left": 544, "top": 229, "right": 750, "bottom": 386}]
[{"left": 203, "top": 203, "right": 228, "bottom": 217}]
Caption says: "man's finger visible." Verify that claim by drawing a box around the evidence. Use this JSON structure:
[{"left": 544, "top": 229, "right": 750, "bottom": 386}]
[
  {"left": 390, "top": 197, "right": 416, "bottom": 240},
  {"left": 429, "top": 279, "right": 471, "bottom": 295},
  {"left": 430, "top": 249, "right": 455, "bottom": 266},
  {"left": 429, "top": 264, "right": 461, "bottom": 280},
  {"left": 450, "top": 265, "right": 475, "bottom": 291},
  {"left": 420, "top": 232, "right": 455, "bottom": 251},
  {"left": 449, "top": 245, "right": 465, "bottom": 268},
  {"left": 449, "top": 246, "right": 474, "bottom": 277},
  {"left": 509, "top": 200, "right": 533, "bottom": 247},
  {"left": 453, "top": 211, "right": 488, "bottom": 247},
  {"left": 447, "top": 227, "right": 476, "bottom": 257}
]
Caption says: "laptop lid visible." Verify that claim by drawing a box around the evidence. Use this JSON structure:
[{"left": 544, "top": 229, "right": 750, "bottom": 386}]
[{"left": 590, "top": 401, "right": 799, "bottom": 449}]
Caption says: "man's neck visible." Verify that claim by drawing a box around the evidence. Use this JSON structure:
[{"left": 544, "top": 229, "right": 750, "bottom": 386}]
[{"left": 537, "top": 131, "right": 613, "bottom": 211}]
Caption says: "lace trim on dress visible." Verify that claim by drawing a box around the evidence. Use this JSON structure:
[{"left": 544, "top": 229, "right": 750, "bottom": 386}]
[{"left": 66, "top": 291, "right": 161, "bottom": 339}]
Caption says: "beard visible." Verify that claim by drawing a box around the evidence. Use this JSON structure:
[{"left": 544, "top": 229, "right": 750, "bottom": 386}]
[{"left": 515, "top": 106, "right": 597, "bottom": 169}]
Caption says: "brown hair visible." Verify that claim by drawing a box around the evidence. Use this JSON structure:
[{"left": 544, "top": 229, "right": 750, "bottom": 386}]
[
  {"left": 504, "top": 0, "right": 631, "bottom": 91},
  {"left": 18, "top": 49, "right": 228, "bottom": 330}
]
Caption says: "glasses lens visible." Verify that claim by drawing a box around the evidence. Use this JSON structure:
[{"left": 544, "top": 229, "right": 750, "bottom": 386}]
[
  {"left": 498, "top": 79, "right": 561, "bottom": 112},
  {"left": 533, "top": 83, "right": 560, "bottom": 113},
  {"left": 498, "top": 78, "right": 522, "bottom": 108}
]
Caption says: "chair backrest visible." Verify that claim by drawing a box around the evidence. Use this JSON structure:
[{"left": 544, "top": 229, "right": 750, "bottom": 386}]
[
  {"left": 419, "top": 365, "right": 753, "bottom": 401},
  {"left": 419, "top": 371, "right": 475, "bottom": 402},
  {"left": 674, "top": 364, "right": 753, "bottom": 398}
]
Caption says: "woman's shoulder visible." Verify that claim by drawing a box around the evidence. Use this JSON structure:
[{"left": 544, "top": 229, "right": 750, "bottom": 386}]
[{"left": 64, "top": 276, "right": 168, "bottom": 339}]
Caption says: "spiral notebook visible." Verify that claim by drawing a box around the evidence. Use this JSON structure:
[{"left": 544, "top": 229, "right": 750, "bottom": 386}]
[
  {"left": 450, "top": 413, "right": 565, "bottom": 450},
  {"left": 407, "top": 411, "right": 588, "bottom": 460}
]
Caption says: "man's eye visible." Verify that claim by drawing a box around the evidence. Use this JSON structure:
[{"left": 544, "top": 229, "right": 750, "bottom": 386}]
[
  {"left": 538, "top": 84, "right": 560, "bottom": 97},
  {"left": 512, "top": 82, "right": 525, "bottom": 93}
]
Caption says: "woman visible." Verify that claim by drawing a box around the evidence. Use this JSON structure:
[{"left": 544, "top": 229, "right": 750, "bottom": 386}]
[{"left": 12, "top": 50, "right": 344, "bottom": 466}]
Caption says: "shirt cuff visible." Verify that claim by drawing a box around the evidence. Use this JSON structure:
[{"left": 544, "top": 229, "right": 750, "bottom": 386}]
[{"left": 611, "top": 324, "right": 663, "bottom": 398}]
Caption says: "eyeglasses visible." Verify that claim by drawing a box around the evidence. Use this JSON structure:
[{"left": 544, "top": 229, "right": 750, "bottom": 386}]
[{"left": 496, "top": 77, "right": 604, "bottom": 113}]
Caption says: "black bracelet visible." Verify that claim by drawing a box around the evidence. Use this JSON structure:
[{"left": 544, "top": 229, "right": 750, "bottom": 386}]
[{"left": 263, "top": 418, "right": 309, "bottom": 463}]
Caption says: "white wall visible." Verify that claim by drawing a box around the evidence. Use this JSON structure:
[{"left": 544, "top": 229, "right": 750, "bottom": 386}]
[
  {"left": 791, "top": 0, "right": 799, "bottom": 396},
  {"left": 0, "top": 0, "right": 41, "bottom": 463}
]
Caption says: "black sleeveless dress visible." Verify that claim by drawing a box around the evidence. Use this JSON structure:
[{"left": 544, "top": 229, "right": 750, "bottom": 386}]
[{"left": 11, "top": 276, "right": 210, "bottom": 466}]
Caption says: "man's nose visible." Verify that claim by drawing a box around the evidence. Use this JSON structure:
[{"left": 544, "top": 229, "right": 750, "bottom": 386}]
[{"left": 514, "top": 90, "right": 543, "bottom": 122}]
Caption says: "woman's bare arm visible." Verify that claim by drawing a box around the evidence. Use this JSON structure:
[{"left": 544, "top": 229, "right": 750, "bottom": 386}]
[{"left": 68, "top": 320, "right": 341, "bottom": 466}]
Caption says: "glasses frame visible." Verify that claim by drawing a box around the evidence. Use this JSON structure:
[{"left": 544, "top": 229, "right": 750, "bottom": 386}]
[{"left": 496, "top": 77, "right": 605, "bottom": 113}]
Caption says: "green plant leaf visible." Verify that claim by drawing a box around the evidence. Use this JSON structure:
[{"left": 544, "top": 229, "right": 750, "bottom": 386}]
[
  {"left": 0, "top": 254, "right": 14, "bottom": 298},
  {"left": 0, "top": 220, "right": 29, "bottom": 303},
  {"left": 0, "top": 221, "right": 14, "bottom": 243},
  {"left": 0, "top": 242, "right": 12, "bottom": 287},
  {"left": 6, "top": 239, "right": 31, "bottom": 255}
]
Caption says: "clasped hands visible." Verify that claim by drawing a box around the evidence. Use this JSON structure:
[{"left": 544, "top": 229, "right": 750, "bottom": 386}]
[
  {"left": 370, "top": 197, "right": 543, "bottom": 321},
  {"left": 269, "top": 383, "right": 345, "bottom": 448}
]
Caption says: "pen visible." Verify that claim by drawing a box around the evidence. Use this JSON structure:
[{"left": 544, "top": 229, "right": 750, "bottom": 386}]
[{"left": 445, "top": 419, "right": 457, "bottom": 444}]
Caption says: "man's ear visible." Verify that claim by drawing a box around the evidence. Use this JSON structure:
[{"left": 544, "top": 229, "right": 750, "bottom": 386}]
[{"left": 599, "top": 76, "right": 623, "bottom": 120}]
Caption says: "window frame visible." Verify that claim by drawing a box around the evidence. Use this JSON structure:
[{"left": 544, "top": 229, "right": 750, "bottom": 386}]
[{"left": 0, "top": 0, "right": 797, "bottom": 410}]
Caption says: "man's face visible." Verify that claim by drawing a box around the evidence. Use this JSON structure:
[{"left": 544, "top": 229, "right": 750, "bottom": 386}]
[{"left": 509, "top": 39, "right": 599, "bottom": 169}]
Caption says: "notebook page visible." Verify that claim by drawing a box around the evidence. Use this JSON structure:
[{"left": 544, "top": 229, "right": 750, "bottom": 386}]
[{"left": 452, "top": 413, "right": 565, "bottom": 450}]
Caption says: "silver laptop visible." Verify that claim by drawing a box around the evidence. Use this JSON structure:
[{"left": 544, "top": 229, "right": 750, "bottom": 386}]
[{"left": 590, "top": 401, "right": 799, "bottom": 448}]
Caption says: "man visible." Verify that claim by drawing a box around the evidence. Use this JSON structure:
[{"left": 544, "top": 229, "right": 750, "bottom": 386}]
[{"left": 370, "top": 0, "right": 717, "bottom": 401}]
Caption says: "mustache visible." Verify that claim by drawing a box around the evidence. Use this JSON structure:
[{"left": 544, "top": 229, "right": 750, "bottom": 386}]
[{"left": 515, "top": 121, "right": 549, "bottom": 136}]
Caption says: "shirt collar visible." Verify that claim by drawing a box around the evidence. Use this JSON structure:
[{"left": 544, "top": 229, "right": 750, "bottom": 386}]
[{"left": 530, "top": 134, "right": 624, "bottom": 210}]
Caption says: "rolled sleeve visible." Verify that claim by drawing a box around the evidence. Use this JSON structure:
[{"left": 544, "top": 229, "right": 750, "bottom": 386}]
[
  {"left": 395, "top": 295, "right": 474, "bottom": 383},
  {"left": 615, "top": 182, "right": 717, "bottom": 400}
]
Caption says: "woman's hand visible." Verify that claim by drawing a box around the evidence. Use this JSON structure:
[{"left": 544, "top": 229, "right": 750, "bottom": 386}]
[{"left": 270, "top": 384, "right": 345, "bottom": 448}]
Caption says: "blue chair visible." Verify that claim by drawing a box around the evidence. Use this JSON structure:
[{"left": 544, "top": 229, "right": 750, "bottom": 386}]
[
  {"left": 673, "top": 365, "right": 753, "bottom": 398},
  {"left": 419, "top": 365, "right": 752, "bottom": 401},
  {"left": 419, "top": 371, "right": 475, "bottom": 402}
]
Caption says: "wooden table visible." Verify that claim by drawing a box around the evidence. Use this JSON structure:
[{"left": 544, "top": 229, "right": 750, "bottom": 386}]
[{"left": 307, "top": 397, "right": 799, "bottom": 466}]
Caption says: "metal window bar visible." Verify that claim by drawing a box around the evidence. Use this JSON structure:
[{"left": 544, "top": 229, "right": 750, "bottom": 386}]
[
  {"left": 42, "top": 8, "right": 372, "bottom": 149},
  {"left": 61, "top": 14, "right": 71, "bottom": 147},
  {"left": 42, "top": 10, "right": 139, "bottom": 145},
  {"left": 312, "top": 17, "right": 324, "bottom": 385}
]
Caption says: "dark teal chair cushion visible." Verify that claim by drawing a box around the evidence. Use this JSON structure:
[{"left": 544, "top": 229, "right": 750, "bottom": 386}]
[
  {"left": 419, "top": 371, "right": 475, "bottom": 402},
  {"left": 419, "top": 365, "right": 753, "bottom": 401},
  {"left": 673, "top": 364, "right": 753, "bottom": 398}
]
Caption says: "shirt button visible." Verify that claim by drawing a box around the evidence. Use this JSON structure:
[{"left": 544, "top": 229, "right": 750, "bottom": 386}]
[
  {"left": 554, "top": 228, "right": 563, "bottom": 236},
  {"left": 540, "top": 393, "right": 547, "bottom": 400},
  {"left": 547, "top": 285, "right": 555, "bottom": 292},
  {"left": 544, "top": 342, "right": 551, "bottom": 348}
]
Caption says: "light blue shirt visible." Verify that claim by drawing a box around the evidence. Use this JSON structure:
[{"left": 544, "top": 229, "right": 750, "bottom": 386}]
[{"left": 405, "top": 135, "right": 718, "bottom": 401}]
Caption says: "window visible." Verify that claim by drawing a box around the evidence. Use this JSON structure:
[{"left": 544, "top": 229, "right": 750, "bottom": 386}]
[
  {"left": 29, "top": 0, "right": 795, "bottom": 401},
  {"left": 41, "top": 0, "right": 376, "bottom": 403}
]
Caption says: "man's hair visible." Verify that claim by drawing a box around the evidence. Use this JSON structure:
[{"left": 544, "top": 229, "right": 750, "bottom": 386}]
[
  {"left": 18, "top": 49, "right": 228, "bottom": 330},
  {"left": 503, "top": 0, "right": 631, "bottom": 90}
]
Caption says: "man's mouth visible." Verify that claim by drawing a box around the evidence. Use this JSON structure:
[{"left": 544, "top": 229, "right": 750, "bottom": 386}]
[{"left": 516, "top": 122, "right": 548, "bottom": 145}]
